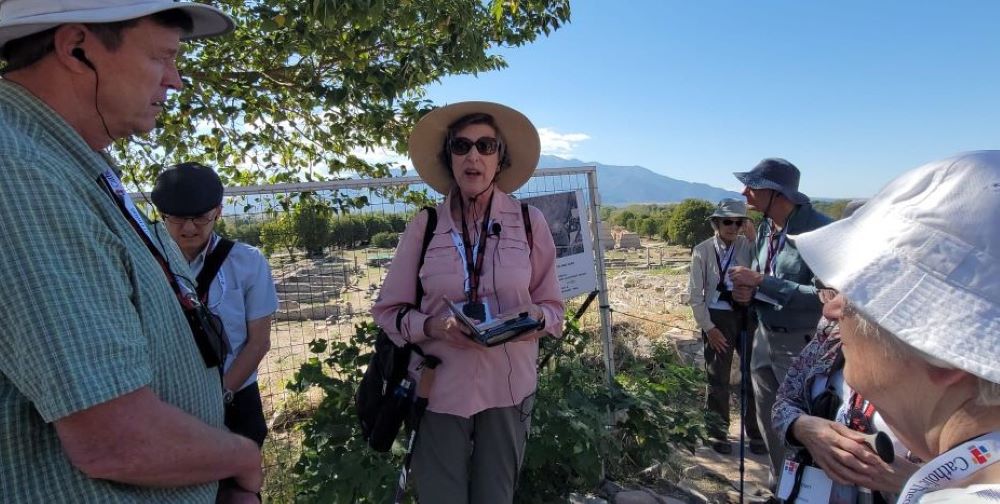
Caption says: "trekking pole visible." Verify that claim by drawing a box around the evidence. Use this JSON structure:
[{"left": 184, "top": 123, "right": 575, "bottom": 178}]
[
  {"left": 739, "top": 307, "right": 751, "bottom": 503},
  {"left": 393, "top": 354, "right": 441, "bottom": 504}
]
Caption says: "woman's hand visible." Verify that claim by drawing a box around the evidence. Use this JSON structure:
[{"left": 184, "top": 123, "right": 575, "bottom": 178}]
[
  {"left": 502, "top": 303, "right": 544, "bottom": 323},
  {"left": 424, "top": 315, "right": 481, "bottom": 349},
  {"left": 790, "top": 416, "right": 884, "bottom": 486},
  {"left": 857, "top": 455, "right": 919, "bottom": 493},
  {"left": 705, "top": 327, "right": 729, "bottom": 353},
  {"left": 729, "top": 266, "right": 764, "bottom": 288}
]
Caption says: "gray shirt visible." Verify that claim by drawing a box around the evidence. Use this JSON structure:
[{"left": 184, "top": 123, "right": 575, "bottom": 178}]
[{"left": 752, "top": 204, "right": 832, "bottom": 331}]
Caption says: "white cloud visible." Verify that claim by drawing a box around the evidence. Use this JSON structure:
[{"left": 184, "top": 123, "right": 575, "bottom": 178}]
[{"left": 538, "top": 127, "right": 590, "bottom": 158}]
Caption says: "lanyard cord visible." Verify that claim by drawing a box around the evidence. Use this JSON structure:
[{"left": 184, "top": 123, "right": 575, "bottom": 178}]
[
  {"left": 764, "top": 225, "right": 787, "bottom": 275},
  {"left": 898, "top": 431, "right": 1000, "bottom": 503},
  {"left": 715, "top": 237, "right": 736, "bottom": 277},
  {"left": 458, "top": 194, "right": 494, "bottom": 303},
  {"left": 99, "top": 171, "right": 197, "bottom": 310}
]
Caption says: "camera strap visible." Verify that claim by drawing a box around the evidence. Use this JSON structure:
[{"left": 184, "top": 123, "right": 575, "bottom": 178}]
[
  {"left": 98, "top": 169, "right": 226, "bottom": 370},
  {"left": 98, "top": 169, "right": 197, "bottom": 307}
]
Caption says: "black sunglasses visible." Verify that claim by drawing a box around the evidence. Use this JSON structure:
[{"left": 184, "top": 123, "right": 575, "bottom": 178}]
[
  {"left": 449, "top": 136, "right": 499, "bottom": 156},
  {"left": 720, "top": 218, "right": 744, "bottom": 227}
]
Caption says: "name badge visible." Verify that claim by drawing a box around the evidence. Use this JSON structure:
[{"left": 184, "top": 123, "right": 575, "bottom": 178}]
[{"left": 777, "top": 459, "right": 833, "bottom": 503}]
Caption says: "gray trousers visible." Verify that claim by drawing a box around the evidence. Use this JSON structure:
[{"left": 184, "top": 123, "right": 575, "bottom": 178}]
[
  {"left": 412, "top": 398, "right": 533, "bottom": 504},
  {"left": 750, "top": 325, "right": 812, "bottom": 483}
]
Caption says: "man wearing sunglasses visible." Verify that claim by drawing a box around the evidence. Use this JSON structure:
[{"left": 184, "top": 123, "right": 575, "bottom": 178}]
[{"left": 687, "top": 199, "right": 766, "bottom": 456}]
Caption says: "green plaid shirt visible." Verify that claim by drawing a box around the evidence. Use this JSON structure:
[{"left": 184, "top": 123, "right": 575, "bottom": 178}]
[{"left": 0, "top": 81, "right": 222, "bottom": 502}]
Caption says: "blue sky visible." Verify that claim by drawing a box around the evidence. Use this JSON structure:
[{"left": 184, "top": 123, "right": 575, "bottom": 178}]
[{"left": 422, "top": 1, "right": 1000, "bottom": 199}]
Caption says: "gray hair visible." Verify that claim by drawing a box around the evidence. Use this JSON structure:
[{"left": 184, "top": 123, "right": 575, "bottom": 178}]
[{"left": 852, "top": 306, "right": 1000, "bottom": 406}]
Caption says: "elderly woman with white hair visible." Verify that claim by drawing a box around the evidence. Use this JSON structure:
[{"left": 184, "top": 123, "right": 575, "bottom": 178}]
[{"left": 792, "top": 151, "right": 1000, "bottom": 503}]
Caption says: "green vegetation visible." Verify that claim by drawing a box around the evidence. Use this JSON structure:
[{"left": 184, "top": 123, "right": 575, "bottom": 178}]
[
  {"left": 112, "top": 0, "right": 571, "bottom": 194},
  {"left": 603, "top": 199, "right": 717, "bottom": 248},
  {"left": 812, "top": 199, "right": 851, "bottom": 220},
  {"left": 370, "top": 231, "right": 399, "bottom": 249},
  {"left": 285, "top": 320, "right": 707, "bottom": 503}
]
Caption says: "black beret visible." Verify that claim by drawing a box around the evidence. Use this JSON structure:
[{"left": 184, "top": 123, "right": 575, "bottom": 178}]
[{"left": 151, "top": 162, "right": 224, "bottom": 216}]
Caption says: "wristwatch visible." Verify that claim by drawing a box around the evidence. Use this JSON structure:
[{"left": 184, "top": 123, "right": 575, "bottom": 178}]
[{"left": 223, "top": 388, "right": 234, "bottom": 404}]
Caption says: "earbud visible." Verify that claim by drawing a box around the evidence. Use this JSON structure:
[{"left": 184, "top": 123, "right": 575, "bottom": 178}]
[{"left": 71, "top": 47, "right": 95, "bottom": 70}]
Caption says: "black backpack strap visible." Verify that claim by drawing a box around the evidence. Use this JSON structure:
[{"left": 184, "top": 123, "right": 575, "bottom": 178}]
[
  {"left": 521, "top": 202, "right": 533, "bottom": 254},
  {"left": 415, "top": 206, "right": 437, "bottom": 302},
  {"left": 196, "top": 238, "right": 235, "bottom": 302},
  {"left": 395, "top": 207, "right": 437, "bottom": 332}
]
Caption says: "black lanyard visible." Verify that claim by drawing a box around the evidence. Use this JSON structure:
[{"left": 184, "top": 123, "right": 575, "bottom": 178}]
[
  {"left": 715, "top": 239, "right": 736, "bottom": 276},
  {"left": 458, "top": 194, "right": 494, "bottom": 304}
]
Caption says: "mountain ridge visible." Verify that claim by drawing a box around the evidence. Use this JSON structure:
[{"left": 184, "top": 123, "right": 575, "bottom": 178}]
[{"left": 536, "top": 155, "right": 742, "bottom": 205}]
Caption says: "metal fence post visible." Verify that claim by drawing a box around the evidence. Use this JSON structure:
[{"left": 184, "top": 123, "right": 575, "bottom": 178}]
[{"left": 585, "top": 167, "right": 616, "bottom": 390}]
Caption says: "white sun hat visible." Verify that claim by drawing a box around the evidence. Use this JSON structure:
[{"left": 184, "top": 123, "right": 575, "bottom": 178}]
[
  {"left": 793, "top": 151, "right": 1000, "bottom": 383},
  {"left": 0, "top": 0, "right": 235, "bottom": 49}
]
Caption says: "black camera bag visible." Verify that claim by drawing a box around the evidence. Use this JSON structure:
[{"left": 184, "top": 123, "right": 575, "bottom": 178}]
[{"left": 356, "top": 207, "right": 437, "bottom": 452}]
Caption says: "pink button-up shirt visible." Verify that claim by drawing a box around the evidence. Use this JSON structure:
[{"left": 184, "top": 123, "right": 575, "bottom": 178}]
[{"left": 371, "top": 189, "right": 565, "bottom": 418}]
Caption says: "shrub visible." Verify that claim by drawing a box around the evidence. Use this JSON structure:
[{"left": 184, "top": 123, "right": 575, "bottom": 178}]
[
  {"left": 291, "top": 199, "right": 333, "bottom": 257},
  {"left": 371, "top": 231, "right": 399, "bottom": 249},
  {"left": 260, "top": 216, "right": 295, "bottom": 258},
  {"left": 218, "top": 217, "right": 265, "bottom": 247},
  {"left": 667, "top": 199, "right": 714, "bottom": 249},
  {"left": 288, "top": 320, "right": 708, "bottom": 503},
  {"left": 329, "top": 216, "right": 366, "bottom": 249}
]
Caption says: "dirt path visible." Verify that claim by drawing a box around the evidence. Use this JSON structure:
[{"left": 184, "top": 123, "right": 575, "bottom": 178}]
[{"left": 598, "top": 265, "right": 774, "bottom": 503}]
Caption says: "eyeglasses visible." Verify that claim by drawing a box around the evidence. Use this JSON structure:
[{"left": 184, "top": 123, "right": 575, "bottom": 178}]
[
  {"left": 818, "top": 288, "right": 839, "bottom": 304},
  {"left": 163, "top": 211, "right": 217, "bottom": 227},
  {"left": 720, "top": 219, "right": 744, "bottom": 227},
  {"left": 448, "top": 136, "right": 499, "bottom": 156}
]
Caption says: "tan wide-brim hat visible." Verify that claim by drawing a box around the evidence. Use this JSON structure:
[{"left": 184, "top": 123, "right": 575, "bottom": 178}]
[
  {"left": 408, "top": 101, "right": 541, "bottom": 195},
  {"left": 0, "top": 0, "right": 235, "bottom": 50}
]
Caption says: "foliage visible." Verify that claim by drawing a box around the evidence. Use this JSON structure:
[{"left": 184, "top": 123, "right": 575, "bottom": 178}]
[
  {"left": 599, "top": 205, "right": 615, "bottom": 223},
  {"left": 638, "top": 217, "right": 659, "bottom": 238},
  {"left": 812, "top": 199, "right": 850, "bottom": 220},
  {"left": 289, "top": 319, "right": 708, "bottom": 503},
  {"left": 329, "top": 213, "right": 408, "bottom": 248},
  {"left": 257, "top": 207, "right": 414, "bottom": 256},
  {"left": 370, "top": 231, "right": 399, "bottom": 249},
  {"left": 218, "top": 217, "right": 265, "bottom": 247},
  {"left": 112, "top": 0, "right": 571, "bottom": 196},
  {"left": 287, "top": 322, "right": 404, "bottom": 503},
  {"left": 667, "top": 199, "right": 715, "bottom": 249},
  {"left": 260, "top": 216, "right": 295, "bottom": 258},
  {"left": 291, "top": 197, "right": 334, "bottom": 256},
  {"left": 606, "top": 204, "right": 677, "bottom": 242}
]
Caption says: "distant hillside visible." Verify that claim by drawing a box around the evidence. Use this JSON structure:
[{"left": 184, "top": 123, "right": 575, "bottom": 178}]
[{"left": 537, "top": 155, "right": 741, "bottom": 205}]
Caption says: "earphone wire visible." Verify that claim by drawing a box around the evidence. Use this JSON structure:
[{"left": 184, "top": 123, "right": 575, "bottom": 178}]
[{"left": 85, "top": 49, "right": 195, "bottom": 292}]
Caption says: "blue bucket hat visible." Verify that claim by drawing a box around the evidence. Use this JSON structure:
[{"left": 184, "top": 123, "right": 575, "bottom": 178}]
[{"left": 733, "top": 158, "right": 809, "bottom": 204}]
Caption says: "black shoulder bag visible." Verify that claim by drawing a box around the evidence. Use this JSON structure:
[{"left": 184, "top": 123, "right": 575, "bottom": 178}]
[{"left": 356, "top": 207, "right": 438, "bottom": 452}]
